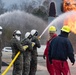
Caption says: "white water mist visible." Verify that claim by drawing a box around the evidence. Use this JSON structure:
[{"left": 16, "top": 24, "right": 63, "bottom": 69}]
[{"left": 40, "top": 11, "right": 76, "bottom": 38}]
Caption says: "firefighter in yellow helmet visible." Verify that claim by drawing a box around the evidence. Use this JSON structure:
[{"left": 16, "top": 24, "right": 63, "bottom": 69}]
[
  {"left": 48, "top": 25, "right": 75, "bottom": 75},
  {"left": 43, "top": 26, "right": 57, "bottom": 75}
]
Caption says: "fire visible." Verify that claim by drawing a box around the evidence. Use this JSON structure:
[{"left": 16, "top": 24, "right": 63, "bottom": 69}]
[
  {"left": 64, "top": 14, "right": 76, "bottom": 34},
  {"left": 63, "top": 0, "right": 76, "bottom": 12},
  {"left": 63, "top": 0, "right": 76, "bottom": 34}
]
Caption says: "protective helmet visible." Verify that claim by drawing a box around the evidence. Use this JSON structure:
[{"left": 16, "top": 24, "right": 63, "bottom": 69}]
[
  {"left": 25, "top": 32, "right": 32, "bottom": 39},
  {"left": 61, "top": 26, "right": 70, "bottom": 33},
  {"left": 48, "top": 26, "right": 56, "bottom": 33},
  {"left": 31, "top": 29, "right": 38, "bottom": 36},
  {"left": 0, "top": 26, "right": 2, "bottom": 35},
  {"left": 0, "top": 26, "right": 2, "bottom": 30},
  {"left": 13, "top": 30, "right": 21, "bottom": 36},
  {"left": 15, "top": 30, "right": 21, "bottom": 35}
]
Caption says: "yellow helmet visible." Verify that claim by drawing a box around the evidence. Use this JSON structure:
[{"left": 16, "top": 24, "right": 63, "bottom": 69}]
[
  {"left": 48, "top": 26, "right": 56, "bottom": 32},
  {"left": 61, "top": 26, "right": 70, "bottom": 33}
]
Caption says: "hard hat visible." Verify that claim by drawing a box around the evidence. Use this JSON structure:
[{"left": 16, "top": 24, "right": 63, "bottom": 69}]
[
  {"left": 0, "top": 26, "right": 2, "bottom": 35},
  {"left": 15, "top": 30, "right": 21, "bottom": 35},
  {"left": 48, "top": 26, "right": 56, "bottom": 32},
  {"left": 0, "top": 26, "right": 2, "bottom": 30},
  {"left": 61, "top": 26, "right": 70, "bottom": 33},
  {"left": 13, "top": 30, "right": 21, "bottom": 36},
  {"left": 31, "top": 29, "right": 38, "bottom": 36},
  {"left": 25, "top": 32, "right": 31, "bottom": 39}
]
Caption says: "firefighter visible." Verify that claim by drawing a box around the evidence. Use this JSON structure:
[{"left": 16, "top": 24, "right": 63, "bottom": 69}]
[
  {"left": 0, "top": 26, "right": 2, "bottom": 73},
  {"left": 21, "top": 32, "right": 33, "bottom": 75},
  {"left": 43, "top": 26, "right": 57, "bottom": 75},
  {"left": 48, "top": 26, "right": 75, "bottom": 75},
  {"left": 10, "top": 30, "right": 24, "bottom": 75},
  {"left": 29, "top": 29, "right": 41, "bottom": 75}
]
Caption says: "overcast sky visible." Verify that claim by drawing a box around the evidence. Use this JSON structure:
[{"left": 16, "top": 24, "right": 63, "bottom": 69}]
[{"left": 2, "top": 0, "right": 44, "bottom": 8}]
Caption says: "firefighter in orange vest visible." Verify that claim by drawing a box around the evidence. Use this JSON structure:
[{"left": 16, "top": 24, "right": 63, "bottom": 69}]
[{"left": 48, "top": 26, "right": 75, "bottom": 75}]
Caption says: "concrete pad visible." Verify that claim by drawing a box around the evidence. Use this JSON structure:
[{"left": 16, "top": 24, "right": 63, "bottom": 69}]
[{"left": 1, "top": 48, "right": 76, "bottom": 75}]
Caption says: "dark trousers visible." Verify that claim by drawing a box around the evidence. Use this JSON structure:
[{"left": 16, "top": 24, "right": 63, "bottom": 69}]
[
  {"left": 29, "top": 50, "right": 37, "bottom": 75},
  {"left": 22, "top": 52, "right": 31, "bottom": 75},
  {"left": 12, "top": 54, "right": 23, "bottom": 75},
  {"left": 0, "top": 56, "right": 2, "bottom": 71}
]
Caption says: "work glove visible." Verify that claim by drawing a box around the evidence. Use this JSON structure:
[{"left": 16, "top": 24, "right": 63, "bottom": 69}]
[
  {"left": 72, "top": 63, "right": 74, "bottom": 65},
  {"left": 43, "top": 55, "right": 45, "bottom": 59},
  {"left": 72, "top": 61, "right": 75, "bottom": 66},
  {"left": 32, "top": 42, "right": 35, "bottom": 47},
  {"left": 38, "top": 36, "right": 41, "bottom": 40},
  {"left": 23, "top": 45, "right": 28, "bottom": 50},
  {"left": 71, "top": 59, "right": 75, "bottom": 66}
]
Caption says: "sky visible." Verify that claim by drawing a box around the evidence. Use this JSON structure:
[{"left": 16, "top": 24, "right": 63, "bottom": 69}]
[
  {"left": 2, "top": 0, "right": 45, "bottom": 8},
  {"left": 2, "top": 0, "right": 62, "bottom": 16},
  {"left": 2, "top": 0, "right": 21, "bottom": 7}
]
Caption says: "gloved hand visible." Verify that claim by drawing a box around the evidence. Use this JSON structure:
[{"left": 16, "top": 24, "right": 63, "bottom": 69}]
[
  {"left": 38, "top": 36, "right": 41, "bottom": 40},
  {"left": 43, "top": 55, "right": 45, "bottom": 59},
  {"left": 23, "top": 45, "right": 28, "bottom": 50},
  {"left": 32, "top": 42, "right": 35, "bottom": 47},
  {"left": 72, "top": 60, "right": 75, "bottom": 66},
  {"left": 72, "top": 63, "right": 74, "bottom": 65},
  {"left": 72, "top": 62, "right": 75, "bottom": 66}
]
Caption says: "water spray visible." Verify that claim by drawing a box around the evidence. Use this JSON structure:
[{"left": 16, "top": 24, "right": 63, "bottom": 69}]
[{"left": 40, "top": 11, "right": 76, "bottom": 37}]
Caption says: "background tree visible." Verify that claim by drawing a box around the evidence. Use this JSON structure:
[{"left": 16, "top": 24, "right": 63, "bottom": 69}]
[
  {"left": 32, "top": 6, "right": 48, "bottom": 21},
  {"left": 0, "top": 0, "right": 5, "bottom": 14},
  {"left": 8, "top": 4, "right": 19, "bottom": 11},
  {"left": 19, "top": 0, "right": 48, "bottom": 21}
]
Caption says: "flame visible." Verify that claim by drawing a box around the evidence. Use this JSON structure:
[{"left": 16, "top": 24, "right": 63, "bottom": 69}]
[
  {"left": 64, "top": 14, "right": 76, "bottom": 34},
  {"left": 63, "top": 0, "right": 76, "bottom": 34},
  {"left": 63, "top": 0, "right": 76, "bottom": 12}
]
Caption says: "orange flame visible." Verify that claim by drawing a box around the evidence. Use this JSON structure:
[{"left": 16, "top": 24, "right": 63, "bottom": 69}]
[
  {"left": 63, "top": 0, "right": 76, "bottom": 34},
  {"left": 64, "top": 14, "right": 76, "bottom": 34},
  {"left": 63, "top": 0, "right": 76, "bottom": 12}
]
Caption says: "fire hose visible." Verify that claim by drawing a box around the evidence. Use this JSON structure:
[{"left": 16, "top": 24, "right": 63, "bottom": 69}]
[
  {"left": 1, "top": 45, "right": 28, "bottom": 75},
  {"left": 1, "top": 41, "right": 37, "bottom": 75}
]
